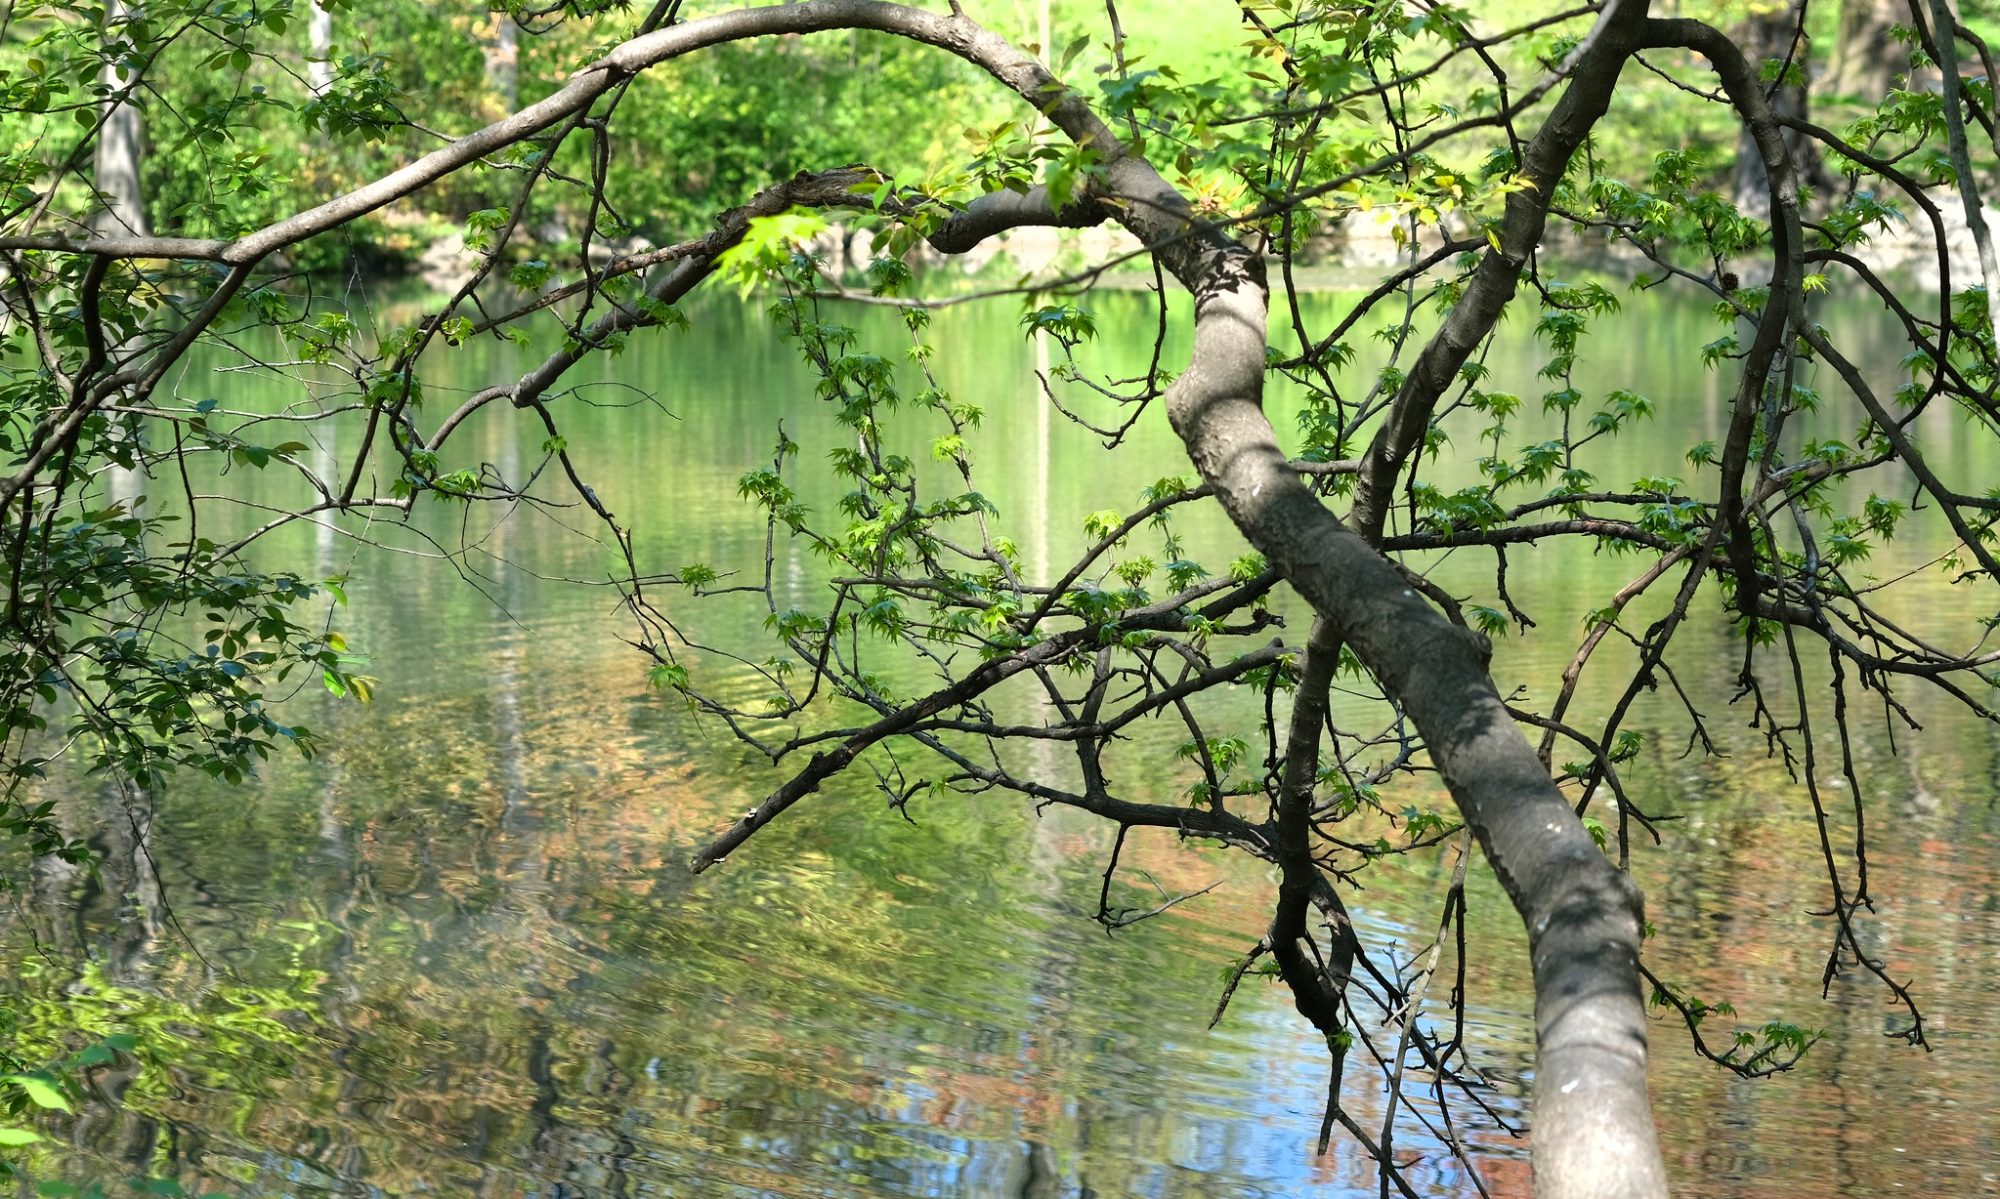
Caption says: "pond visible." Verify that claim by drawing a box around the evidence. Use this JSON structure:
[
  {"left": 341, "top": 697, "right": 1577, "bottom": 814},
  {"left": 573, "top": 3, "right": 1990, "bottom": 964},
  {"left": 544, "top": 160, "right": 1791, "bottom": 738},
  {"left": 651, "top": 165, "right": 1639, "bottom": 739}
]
[{"left": 9, "top": 270, "right": 2000, "bottom": 1198}]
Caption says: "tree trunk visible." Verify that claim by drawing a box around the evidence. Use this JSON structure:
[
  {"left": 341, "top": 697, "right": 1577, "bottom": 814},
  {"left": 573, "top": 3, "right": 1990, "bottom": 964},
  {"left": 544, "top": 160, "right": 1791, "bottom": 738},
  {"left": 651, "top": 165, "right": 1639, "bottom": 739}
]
[
  {"left": 308, "top": 1, "right": 335, "bottom": 96},
  {"left": 34, "top": 5, "right": 1694, "bottom": 1191},
  {"left": 1733, "top": 4, "right": 1830, "bottom": 217},
  {"left": 1012, "top": 4, "right": 1672, "bottom": 1191},
  {"left": 95, "top": 0, "right": 150, "bottom": 498},
  {"left": 1826, "top": 0, "right": 1907, "bottom": 98},
  {"left": 486, "top": 12, "right": 519, "bottom": 112},
  {"left": 558, "top": 5, "right": 1676, "bottom": 1192},
  {"left": 92, "top": 0, "right": 147, "bottom": 238}
]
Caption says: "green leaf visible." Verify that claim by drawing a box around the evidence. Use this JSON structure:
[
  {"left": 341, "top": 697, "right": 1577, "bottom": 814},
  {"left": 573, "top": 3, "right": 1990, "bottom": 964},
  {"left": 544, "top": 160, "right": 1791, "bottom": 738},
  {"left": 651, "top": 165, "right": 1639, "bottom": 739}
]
[
  {"left": 5, "top": 1073, "right": 71, "bottom": 1113},
  {"left": 1056, "top": 33, "right": 1091, "bottom": 72}
]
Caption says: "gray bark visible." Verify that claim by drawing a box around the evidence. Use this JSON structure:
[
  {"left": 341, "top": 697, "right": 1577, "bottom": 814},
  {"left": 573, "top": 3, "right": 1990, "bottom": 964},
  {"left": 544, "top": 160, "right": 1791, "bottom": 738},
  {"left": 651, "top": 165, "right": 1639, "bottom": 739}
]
[
  {"left": 94, "top": 0, "right": 149, "bottom": 502},
  {"left": 900, "top": 3, "right": 1672, "bottom": 1192},
  {"left": 92, "top": 0, "right": 147, "bottom": 238},
  {"left": 308, "top": 1, "right": 335, "bottom": 96}
]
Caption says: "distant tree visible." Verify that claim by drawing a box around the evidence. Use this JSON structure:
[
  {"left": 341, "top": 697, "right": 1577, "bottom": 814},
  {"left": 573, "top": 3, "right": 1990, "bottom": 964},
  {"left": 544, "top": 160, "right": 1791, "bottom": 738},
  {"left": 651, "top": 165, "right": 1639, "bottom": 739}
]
[
  {"left": 90, "top": 1, "right": 146, "bottom": 237},
  {"left": 1825, "top": 0, "right": 1909, "bottom": 98},
  {"left": 483, "top": 9, "right": 520, "bottom": 112},
  {"left": 307, "top": 0, "right": 336, "bottom": 97},
  {"left": 6, "top": 2, "right": 2000, "bottom": 1196},
  {"left": 1732, "top": 1, "right": 1833, "bottom": 215}
]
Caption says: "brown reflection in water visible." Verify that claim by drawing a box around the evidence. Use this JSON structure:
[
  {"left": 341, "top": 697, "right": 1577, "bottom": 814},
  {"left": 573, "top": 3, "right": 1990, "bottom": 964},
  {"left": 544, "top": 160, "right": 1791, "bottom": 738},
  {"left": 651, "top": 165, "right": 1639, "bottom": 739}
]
[{"left": 10, "top": 284, "right": 2000, "bottom": 1198}]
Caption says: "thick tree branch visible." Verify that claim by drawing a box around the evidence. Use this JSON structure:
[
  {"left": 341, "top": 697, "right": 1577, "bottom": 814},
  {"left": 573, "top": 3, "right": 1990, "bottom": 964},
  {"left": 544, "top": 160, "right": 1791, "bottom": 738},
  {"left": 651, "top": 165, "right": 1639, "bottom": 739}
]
[
  {"left": 925, "top": 185, "right": 1111, "bottom": 253},
  {"left": 1348, "top": 2, "right": 1650, "bottom": 541},
  {"left": 1092, "top": 5, "right": 1670, "bottom": 1194}
]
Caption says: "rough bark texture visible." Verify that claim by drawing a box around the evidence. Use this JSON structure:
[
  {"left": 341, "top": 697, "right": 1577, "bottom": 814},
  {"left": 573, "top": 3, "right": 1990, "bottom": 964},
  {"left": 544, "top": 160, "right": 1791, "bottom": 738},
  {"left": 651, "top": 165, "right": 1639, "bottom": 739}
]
[{"left": 1157, "top": 263, "right": 1667, "bottom": 1199}]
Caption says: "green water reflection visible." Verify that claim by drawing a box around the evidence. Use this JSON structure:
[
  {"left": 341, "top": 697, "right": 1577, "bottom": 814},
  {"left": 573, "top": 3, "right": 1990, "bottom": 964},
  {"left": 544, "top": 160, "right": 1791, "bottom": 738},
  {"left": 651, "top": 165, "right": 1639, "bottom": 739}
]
[{"left": 9, "top": 277, "right": 2000, "bottom": 1198}]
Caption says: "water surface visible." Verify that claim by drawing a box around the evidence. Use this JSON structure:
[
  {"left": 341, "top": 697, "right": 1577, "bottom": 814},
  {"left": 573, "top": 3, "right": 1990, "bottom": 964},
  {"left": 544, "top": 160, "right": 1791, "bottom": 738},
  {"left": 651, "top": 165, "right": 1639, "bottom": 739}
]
[{"left": 10, "top": 275, "right": 2000, "bottom": 1198}]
